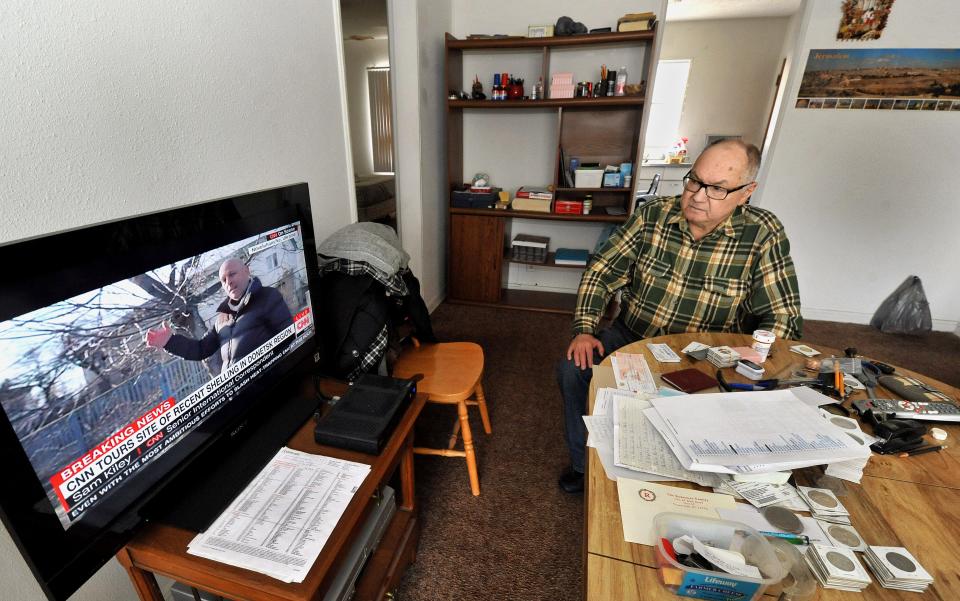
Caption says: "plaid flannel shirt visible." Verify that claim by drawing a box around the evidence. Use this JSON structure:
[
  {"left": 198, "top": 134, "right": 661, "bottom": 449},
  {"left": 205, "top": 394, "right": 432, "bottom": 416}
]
[{"left": 573, "top": 196, "right": 802, "bottom": 340}]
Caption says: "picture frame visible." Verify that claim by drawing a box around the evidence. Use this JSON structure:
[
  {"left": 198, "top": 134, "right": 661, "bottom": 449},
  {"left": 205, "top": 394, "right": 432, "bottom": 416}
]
[{"left": 527, "top": 25, "right": 553, "bottom": 38}]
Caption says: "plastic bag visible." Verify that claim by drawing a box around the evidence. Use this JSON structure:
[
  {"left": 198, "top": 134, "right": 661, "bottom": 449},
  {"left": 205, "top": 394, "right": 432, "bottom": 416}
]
[{"left": 869, "top": 275, "right": 932, "bottom": 334}]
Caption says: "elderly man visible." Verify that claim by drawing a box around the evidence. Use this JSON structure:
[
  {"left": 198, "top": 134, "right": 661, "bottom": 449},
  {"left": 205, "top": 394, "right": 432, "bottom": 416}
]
[
  {"left": 557, "top": 140, "right": 802, "bottom": 493},
  {"left": 145, "top": 258, "right": 293, "bottom": 373}
]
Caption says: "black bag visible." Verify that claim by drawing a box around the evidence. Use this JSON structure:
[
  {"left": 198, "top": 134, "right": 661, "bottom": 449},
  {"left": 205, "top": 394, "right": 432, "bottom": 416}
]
[{"left": 869, "top": 275, "right": 932, "bottom": 335}]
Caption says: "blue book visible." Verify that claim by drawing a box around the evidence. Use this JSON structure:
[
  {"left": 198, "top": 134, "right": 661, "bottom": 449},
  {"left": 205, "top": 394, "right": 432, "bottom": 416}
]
[{"left": 554, "top": 248, "right": 589, "bottom": 266}]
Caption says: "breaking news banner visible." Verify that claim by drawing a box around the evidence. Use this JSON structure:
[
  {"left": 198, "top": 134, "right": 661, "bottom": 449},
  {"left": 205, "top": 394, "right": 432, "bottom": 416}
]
[{"left": 51, "top": 322, "right": 311, "bottom": 523}]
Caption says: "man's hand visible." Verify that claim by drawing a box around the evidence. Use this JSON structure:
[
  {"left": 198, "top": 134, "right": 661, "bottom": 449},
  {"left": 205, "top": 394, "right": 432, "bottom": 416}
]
[
  {"left": 567, "top": 333, "right": 605, "bottom": 370},
  {"left": 145, "top": 322, "right": 173, "bottom": 349}
]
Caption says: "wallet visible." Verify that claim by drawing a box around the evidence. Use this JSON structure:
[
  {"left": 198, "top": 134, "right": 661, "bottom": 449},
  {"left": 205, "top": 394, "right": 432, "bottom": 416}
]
[{"left": 660, "top": 368, "right": 720, "bottom": 393}]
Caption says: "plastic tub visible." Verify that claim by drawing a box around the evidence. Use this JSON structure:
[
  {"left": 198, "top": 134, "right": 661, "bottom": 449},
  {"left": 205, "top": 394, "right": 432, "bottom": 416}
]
[{"left": 654, "top": 512, "right": 786, "bottom": 601}]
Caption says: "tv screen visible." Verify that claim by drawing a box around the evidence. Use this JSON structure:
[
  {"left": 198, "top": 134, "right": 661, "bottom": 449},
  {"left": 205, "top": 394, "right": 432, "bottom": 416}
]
[{"left": 0, "top": 184, "right": 323, "bottom": 600}]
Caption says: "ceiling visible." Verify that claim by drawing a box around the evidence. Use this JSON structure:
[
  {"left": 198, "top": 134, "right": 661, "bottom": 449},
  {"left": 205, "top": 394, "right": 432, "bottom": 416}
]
[
  {"left": 666, "top": 0, "right": 803, "bottom": 22},
  {"left": 340, "top": 0, "right": 388, "bottom": 40}
]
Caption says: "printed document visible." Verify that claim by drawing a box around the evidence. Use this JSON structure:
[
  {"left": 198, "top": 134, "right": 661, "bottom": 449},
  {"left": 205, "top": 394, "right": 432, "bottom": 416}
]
[
  {"left": 613, "top": 395, "right": 722, "bottom": 487},
  {"left": 617, "top": 480, "right": 735, "bottom": 545},
  {"left": 610, "top": 353, "right": 658, "bottom": 395},
  {"left": 647, "top": 390, "right": 871, "bottom": 467},
  {"left": 188, "top": 447, "right": 370, "bottom": 583}
]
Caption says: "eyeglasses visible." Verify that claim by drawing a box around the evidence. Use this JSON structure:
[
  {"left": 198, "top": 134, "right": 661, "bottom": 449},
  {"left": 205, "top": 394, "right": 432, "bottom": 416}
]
[{"left": 682, "top": 171, "right": 753, "bottom": 201}]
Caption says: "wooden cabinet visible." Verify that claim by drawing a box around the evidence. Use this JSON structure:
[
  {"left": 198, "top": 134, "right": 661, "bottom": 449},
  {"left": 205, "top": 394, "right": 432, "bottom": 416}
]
[{"left": 444, "top": 30, "right": 657, "bottom": 312}]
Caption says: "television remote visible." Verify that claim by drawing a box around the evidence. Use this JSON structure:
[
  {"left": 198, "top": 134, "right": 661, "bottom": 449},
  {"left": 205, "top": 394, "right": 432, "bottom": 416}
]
[{"left": 854, "top": 398, "right": 960, "bottom": 422}]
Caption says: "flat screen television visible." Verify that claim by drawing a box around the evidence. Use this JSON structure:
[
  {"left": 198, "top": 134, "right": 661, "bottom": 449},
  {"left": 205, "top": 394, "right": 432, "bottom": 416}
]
[{"left": 0, "top": 183, "right": 324, "bottom": 600}]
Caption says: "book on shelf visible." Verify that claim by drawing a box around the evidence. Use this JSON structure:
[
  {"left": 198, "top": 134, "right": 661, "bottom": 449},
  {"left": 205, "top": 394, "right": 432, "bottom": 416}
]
[
  {"left": 511, "top": 234, "right": 549, "bottom": 248},
  {"left": 511, "top": 197, "right": 552, "bottom": 212},
  {"left": 510, "top": 245, "right": 547, "bottom": 264},
  {"left": 554, "top": 248, "right": 590, "bottom": 266},
  {"left": 515, "top": 186, "right": 553, "bottom": 200}
]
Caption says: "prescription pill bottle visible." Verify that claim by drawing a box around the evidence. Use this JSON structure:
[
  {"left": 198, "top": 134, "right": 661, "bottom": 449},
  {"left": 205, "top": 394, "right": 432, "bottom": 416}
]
[{"left": 751, "top": 330, "right": 776, "bottom": 364}]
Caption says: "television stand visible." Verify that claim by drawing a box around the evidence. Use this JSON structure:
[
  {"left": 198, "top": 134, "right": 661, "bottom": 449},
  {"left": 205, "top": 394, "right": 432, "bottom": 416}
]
[{"left": 116, "top": 378, "right": 425, "bottom": 601}]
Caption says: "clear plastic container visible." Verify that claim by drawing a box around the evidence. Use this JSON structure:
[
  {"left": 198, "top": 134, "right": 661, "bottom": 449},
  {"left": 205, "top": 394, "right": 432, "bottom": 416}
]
[{"left": 654, "top": 513, "right": 786, "bottom": 601}]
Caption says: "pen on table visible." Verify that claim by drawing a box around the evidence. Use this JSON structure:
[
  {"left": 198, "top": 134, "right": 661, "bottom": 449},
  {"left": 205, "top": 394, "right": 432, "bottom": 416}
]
[
  {"left": 759, "top": 531, "right": 810, "bottom": 545},
  {"left": 834, "top": 362, "right": 843, "bottom": 398},
  {"left": 899, "top": 445, "right": 946, "bottom": 458}
]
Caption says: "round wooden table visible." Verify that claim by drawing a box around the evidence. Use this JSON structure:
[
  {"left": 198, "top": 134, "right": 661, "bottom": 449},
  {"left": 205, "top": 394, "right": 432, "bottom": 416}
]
[{"left": 584, "top": 331, "right": 960, "bottom": 601}]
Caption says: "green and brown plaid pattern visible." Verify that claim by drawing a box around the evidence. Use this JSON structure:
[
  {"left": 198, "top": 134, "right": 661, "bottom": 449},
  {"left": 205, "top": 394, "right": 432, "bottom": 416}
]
[{"left": 573, "top": 196, "right": 802, "bottom": 340}]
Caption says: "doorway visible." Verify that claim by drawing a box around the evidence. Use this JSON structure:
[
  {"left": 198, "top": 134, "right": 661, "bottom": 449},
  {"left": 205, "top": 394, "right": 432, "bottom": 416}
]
[{"left": 339, "top": 0, "right": 398, "bottom": 232}]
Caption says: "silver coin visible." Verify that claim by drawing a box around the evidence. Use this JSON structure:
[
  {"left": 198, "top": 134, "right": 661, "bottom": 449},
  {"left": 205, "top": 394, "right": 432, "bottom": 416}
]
[
  {"left": 830, "top": 416, "right": 857, "bottom": 430},
  {"left": 826, "top": 551, "right": 855, "bottom": 572},
  {"left": 762, "top": 505, "right": 803, "bottom": 534},
  {"left": 807, "top": 490, "right": 839, "bottom": 509},
  {"left": 885, "top": 551, "right": 917, "bottom": 573},
  {"left": 828, "top": 525, "right": 861, "bottom": 547}
]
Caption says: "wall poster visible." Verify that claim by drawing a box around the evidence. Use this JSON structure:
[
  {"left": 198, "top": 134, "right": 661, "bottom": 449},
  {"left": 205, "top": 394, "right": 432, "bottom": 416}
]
[{"left": 795, "top": 48, "right": 960, "bottom": 111}]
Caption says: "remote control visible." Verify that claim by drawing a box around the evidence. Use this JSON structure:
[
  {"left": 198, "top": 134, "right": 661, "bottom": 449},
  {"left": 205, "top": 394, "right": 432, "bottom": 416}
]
[{"left": 854, "top": 398, "right": 960, "bottom": 422}]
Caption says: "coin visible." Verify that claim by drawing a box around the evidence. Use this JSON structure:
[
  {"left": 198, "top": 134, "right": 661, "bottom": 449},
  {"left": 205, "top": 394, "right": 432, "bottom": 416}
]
[
  {"left": 885, "top": 551, "right": 917, "bottom": 573},
  {"left": 807, "top": 490, "right": 839, "bottom": 509},
  {"left": 826, "top": 551, "right": 855, "bottom": 572},
  {"left": 828, "top": 525, "right": 861, "bottom": 548},
  {"left": 762, "top": 505, "right": 803, "bottom": 534},
  {"left": 846, "top": 432, "right": 864, "bottom": 445}
]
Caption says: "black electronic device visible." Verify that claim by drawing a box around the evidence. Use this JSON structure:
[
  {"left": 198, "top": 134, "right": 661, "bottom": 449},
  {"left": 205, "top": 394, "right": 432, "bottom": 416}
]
[
  {"left": 314, "top": 374, "right": 416, "bottom": 454},
  {"left": 0, "top": 184, "right": 323, "bottom": 600},
  {"left": 853, "top": 397, "right": 960, "bottom": 422}
]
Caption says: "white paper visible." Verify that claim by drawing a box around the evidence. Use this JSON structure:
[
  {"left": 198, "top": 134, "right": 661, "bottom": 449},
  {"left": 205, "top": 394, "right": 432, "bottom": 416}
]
[
  {"left": 584, "top": 413, "right": 679, "bottom": 482},
  {"left": 188, "top": 447, "right": 370, "bottom": 583},
  {"left": 613, "top": 395, "right": 723, "bottom": 487},
  {"left": 647, "top": 342, "right": 681, "bottom": 363},
  {"left": 593, "top": 387, "right": 645, "bottom": 416},
  {"left": 727, "top": 481, "right": 804, "bottom": 509},
  {"left": 690, "top": 536, "right": 762, "bottom": 579},
  {"left": 610, "top": 352, "right": 658, "bottom": 394},
  {"left": 616, "top": 480, "right": 735, "bottom": 545},
  {"left": 648, "top": 389, "right": 870, "bottom": 467}
]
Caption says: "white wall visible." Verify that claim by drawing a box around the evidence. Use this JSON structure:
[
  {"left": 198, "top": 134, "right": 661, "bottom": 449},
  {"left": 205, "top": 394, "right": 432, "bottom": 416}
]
[
  {"left": 390, "top": 0, "right": 452, "bottom": 309},
  {"left": 451, "top": 0, "right": 666, "bottom": 294},
  {"left": 0, "top": 1, "right": 356, "bottom": 599},
  {"left": 661, "top": 17, "right": 790, "bottom": 158},
  {"left": 757, "top": 0, "right": 960, "bottom": 331},
  {"left": 343, "top": 39, "right": 391, "bottom": 175}
]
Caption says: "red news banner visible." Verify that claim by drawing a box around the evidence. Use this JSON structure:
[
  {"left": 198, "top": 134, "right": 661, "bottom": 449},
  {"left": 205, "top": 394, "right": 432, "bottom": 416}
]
[{"left": 49, "top": 312, "right": 313, "bottom": 525}]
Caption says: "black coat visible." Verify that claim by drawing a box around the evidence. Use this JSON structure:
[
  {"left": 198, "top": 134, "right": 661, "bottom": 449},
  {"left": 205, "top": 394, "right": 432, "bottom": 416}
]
[{"left": 165, "top": 277, "right": 293, "bottom": 372}]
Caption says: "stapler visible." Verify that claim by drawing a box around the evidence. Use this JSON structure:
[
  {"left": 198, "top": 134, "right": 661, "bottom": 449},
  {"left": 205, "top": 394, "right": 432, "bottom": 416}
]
[{"left": 860, "top": 408, "right": 927, "bottom": 454}]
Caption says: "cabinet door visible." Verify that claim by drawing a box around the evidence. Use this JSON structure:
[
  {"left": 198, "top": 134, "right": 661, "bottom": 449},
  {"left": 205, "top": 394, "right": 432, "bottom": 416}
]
[{"left": 448, "top": 214, "right": 504, "bottom": 303}]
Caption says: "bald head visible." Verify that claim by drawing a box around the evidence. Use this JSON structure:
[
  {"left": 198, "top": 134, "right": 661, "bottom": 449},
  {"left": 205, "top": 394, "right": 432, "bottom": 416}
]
[
  {"left": 705, "top": 139, "right": 761, "bottom": 184},
  {"left": 219, "top": 258, "right": 251, "bottom": 301}
]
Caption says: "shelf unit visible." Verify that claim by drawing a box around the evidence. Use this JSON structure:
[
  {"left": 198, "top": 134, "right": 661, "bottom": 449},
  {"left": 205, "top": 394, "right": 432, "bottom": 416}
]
[{"left": 445, "top": 29, "right": 657, "bottom": 312}]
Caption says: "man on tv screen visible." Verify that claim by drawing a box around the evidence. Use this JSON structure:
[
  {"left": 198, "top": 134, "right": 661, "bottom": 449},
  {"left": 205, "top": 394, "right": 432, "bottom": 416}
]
[{"left": 145, "top": 258, "right": 293, "bottom": 373}]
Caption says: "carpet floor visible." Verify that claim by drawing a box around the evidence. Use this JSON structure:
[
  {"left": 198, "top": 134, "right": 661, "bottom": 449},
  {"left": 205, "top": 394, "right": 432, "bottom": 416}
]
[{"left": 394, "top": 303, "right": 958, "bottom": 600}]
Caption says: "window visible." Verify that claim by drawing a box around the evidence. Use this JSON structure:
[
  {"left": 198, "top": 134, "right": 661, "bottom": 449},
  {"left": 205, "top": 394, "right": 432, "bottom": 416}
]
[
  {"left": 367, "top": 67, "right": 394, "bottom": 173},
  {"left": 643, "top": 59, "right": 691, "bottom": 160}
]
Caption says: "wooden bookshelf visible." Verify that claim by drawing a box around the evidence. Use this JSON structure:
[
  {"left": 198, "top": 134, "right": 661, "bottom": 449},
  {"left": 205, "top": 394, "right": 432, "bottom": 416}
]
[
  {"left": 503, "top": 250, "right": 590, "bottom": 270},
  {"left": 445, "top": 28, "right": 656, "bottom": 312}
]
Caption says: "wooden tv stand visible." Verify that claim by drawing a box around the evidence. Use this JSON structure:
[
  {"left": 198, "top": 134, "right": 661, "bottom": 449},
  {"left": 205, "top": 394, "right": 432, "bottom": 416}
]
[{"left": 116, "top": 379, "right": 426, "bottom": 601}]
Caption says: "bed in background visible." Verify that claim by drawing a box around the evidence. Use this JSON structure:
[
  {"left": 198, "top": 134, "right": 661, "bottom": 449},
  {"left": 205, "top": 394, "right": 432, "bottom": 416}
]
[{"left": 354, "top": 174, "right": 396, "bottom": 222}]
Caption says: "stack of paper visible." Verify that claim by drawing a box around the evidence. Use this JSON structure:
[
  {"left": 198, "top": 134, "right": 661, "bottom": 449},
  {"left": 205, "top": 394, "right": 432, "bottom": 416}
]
[
  {"left": 188, "top": 447, "right": 370, "bottom": 583},
  {"left": 643, "top": 390, "right": 873, "bottom": 476},
  {"left": 863, "top": 546, "right": 934, "bottom": 592},
  {"left": 804, "top": 545, "right": 872, "bottom": 591},
  {"left": 797, "top": 486, "right": 851, "bottom": 525},
  {"left": 819, "top": 410, "right": 877, "bottom": 483},
  {"left": 610, "top": 352, "right": 658, "bottom": 395}
]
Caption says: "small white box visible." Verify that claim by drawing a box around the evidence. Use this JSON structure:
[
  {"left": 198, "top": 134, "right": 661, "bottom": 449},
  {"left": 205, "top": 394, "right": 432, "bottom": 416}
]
[{"left": 574, "top": 169, "right": 603, "bottom": 188}]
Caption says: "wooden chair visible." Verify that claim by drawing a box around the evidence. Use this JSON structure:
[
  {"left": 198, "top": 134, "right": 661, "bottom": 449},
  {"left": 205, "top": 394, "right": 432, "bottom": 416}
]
[{"left": 392, "top": 341, "right": 491, "bottom": 496}]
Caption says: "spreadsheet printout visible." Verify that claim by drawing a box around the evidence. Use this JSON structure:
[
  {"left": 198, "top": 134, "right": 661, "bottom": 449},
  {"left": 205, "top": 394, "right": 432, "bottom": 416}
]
[
  {"left": 188, "top": 447, "right": 370, "bottom": 582},
  {"left": 648, "top": 390, "right": 870, "bottom": 466}
]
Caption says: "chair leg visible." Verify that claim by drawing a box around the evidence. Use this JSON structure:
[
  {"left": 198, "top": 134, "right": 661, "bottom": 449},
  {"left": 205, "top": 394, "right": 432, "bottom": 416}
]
[
  {"left": 475, "top": 381, "right": 492, "bottom": 435},
  {"left": 448, "top": 419, "right": 462, "bottom": 450},
  {"left": 457, "top": 399, "right": 481, "bottom": 496}
]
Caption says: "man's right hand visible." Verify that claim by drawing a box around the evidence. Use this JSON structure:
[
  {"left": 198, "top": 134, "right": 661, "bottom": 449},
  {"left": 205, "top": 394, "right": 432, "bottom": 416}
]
[
  {"left": 145, "top": 322, "right": 173, "bottom": 349},
  {"left": 566, "top": 333, "right": 605, "bottom": 370}
]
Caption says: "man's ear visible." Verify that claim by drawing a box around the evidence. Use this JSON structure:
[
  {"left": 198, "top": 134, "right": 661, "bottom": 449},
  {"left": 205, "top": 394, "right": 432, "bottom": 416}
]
[{"left": 740, "top": 182, "right": 758, "bottom": 205}]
